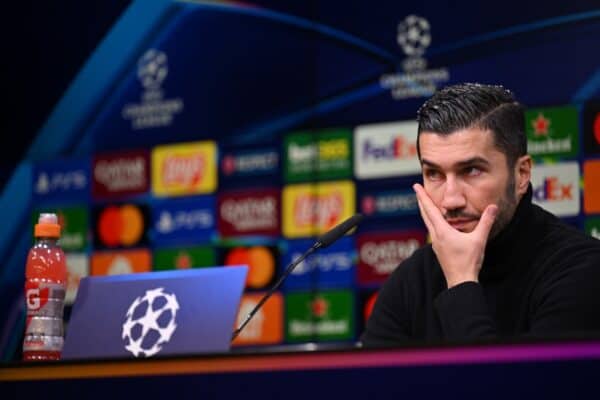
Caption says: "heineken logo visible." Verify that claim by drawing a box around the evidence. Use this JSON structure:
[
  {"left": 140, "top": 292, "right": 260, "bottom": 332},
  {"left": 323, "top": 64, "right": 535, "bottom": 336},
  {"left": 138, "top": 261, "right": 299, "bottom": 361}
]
[
  {"left": 525, "top": 106, "right": 578, "bottom": 157},
  {"left": 532, "top": 113, "right": 550, "bottom": 137}
]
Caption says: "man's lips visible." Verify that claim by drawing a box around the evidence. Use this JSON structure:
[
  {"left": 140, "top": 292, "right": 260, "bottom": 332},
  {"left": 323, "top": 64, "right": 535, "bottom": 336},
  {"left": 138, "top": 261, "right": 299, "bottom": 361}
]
[{"left": 446, "top": 218, "right": 478, "bottom": 230}]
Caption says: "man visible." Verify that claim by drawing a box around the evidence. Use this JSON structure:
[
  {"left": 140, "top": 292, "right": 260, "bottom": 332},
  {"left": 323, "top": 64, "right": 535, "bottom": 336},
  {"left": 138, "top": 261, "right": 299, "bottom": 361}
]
[{"left": 361, "top": 83, "right": 600, "bottom": 346}]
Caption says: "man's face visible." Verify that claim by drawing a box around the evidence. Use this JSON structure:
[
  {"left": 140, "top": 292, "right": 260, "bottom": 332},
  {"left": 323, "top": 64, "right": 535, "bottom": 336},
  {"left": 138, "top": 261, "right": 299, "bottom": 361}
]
[{"left": 418, "top": 127, "right": 518, "bottom": 238}]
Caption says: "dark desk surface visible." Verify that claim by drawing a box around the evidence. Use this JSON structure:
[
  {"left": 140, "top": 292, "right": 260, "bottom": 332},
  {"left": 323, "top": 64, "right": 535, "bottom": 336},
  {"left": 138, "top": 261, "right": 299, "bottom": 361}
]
[{"left": 2, "top": 340, "right": 600, "bottom": 399}]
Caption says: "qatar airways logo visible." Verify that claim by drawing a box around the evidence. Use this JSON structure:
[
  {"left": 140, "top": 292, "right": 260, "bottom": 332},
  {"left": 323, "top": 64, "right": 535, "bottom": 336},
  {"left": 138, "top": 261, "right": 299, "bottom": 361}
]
[
  {"left": 355, "top": 121, "right": 420, "bottom": 179},
  {"left": 162, "top": 155, "right": 204, "bottom": 186},
  {"left": 359, "top": 239, "right": 421, "bottom": 274},
  {"left": 94, "top": 157, "right": 147, "bottom": 192},
  {"left": 221, "top": 197, "right": 277, "bottom": 231},
  {"left": 357, "top": 231, "right": 425, "bottom": 284},
  {"left": 531, "top": 162, "right": 580, "bottom": 217}
]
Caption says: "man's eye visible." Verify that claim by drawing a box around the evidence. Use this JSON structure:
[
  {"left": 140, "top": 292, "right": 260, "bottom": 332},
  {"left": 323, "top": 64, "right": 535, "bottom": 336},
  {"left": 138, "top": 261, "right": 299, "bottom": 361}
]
[
  {"left": 425, "top": 170, "right": 441, "bottom": 180},
  {"left": 465, "top": 167, "right": 482, "bottom": 177}
]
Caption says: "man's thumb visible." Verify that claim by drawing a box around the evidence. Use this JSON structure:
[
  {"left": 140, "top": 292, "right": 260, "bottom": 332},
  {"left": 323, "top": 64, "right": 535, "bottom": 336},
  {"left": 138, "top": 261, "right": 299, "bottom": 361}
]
[{"left": 476, "top": 204, "right": 498, "bottom": 238}]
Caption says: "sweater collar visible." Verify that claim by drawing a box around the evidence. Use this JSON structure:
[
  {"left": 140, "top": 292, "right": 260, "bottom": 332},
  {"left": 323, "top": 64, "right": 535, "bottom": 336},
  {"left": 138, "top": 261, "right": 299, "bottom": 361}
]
[{"left": 480, "top": 184, "right": 534, "bottom": 281}]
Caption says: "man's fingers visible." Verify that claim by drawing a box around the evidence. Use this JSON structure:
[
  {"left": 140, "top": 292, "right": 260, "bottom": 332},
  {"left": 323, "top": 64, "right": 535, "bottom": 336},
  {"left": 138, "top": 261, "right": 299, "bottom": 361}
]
[
  {"left": 415, "top": 190, "right": 436, "bottom": 240},
  {"left": 474, "top": 204, "right": 498, "bottom": 240},
  {"left": 413, "top": 184, "right": 447, "bottom": 229}
]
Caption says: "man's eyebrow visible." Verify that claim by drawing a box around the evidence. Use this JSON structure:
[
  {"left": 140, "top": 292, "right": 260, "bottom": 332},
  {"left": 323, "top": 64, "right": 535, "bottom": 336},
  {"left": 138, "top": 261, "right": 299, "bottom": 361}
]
[{"left": 421, "top": 157, "right": 491, "bottom": 169}]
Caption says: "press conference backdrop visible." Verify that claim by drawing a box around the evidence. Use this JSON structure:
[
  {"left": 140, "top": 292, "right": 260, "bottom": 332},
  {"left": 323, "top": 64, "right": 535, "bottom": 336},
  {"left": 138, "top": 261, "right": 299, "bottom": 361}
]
[{"left": 1, "top": 0, "right": 600, "bottom": 358}]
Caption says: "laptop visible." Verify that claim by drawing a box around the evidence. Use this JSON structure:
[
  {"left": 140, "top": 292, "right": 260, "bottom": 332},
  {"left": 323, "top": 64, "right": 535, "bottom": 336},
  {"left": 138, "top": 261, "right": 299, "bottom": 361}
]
[{"left": 62, "top": 265, "right": 248, "bottom": 360}]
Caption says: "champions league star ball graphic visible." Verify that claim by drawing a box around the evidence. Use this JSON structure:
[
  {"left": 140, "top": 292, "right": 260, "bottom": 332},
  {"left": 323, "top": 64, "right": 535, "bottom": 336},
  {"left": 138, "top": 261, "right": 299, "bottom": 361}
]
[
  {"left": 137, "top": 49, "right": 168, "bottom": 89},
  {"left": 122, "top": 287, "right": 179, "bottom": 357},
  {"left": 397, "top": 15, "right": 431, "bottom": 57}
]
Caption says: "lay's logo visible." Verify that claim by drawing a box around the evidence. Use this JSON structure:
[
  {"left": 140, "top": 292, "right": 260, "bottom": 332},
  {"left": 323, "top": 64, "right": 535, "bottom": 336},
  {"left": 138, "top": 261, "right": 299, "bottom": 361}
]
[
  {"left": 162, "top": 154, "right": 204, "bottom": 186},
  {"left": 283, "top": 181, "right": 355, "bottom": 238},
  {"left": 152, "top": 141, "right": 217, "bottom": 196},
  {"left": 354, "top": 120, "right": 420, "bottom": 179},
  {"left": 531, "top": 162, "right": 580, "bottom": 217}
]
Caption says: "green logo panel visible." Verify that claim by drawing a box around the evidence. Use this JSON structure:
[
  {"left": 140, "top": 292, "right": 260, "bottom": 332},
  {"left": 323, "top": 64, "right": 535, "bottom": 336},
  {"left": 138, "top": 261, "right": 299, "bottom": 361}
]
[
  {"left": 153, "top": 246, "right": 216, "bottom": 271},
  {"left": 285, "top": 289, "right": 354, "bottom": 342},
  {"left": 31, "top": 206, "right": 88, "bottom": 251},
  {"left": 585, "top": 218, "right": 600, "bottom": 240},
  {"left": 525, "top": 105, "right": 579, "bottom": 158},
  {"left": 284, "top": 129, "right": 352, "bottom": 182}
]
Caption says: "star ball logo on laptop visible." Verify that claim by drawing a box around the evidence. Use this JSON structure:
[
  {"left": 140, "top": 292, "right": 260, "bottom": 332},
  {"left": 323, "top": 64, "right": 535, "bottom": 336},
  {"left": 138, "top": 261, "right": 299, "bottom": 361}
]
[{"left": 121, "top": 287, "right": 179, "bottom": 357}]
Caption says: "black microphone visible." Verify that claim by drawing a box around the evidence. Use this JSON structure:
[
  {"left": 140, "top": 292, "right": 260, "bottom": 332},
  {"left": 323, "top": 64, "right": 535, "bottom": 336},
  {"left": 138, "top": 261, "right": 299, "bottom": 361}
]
[{"left": 231, "top": 213, "right": 364, "bottom": 341}]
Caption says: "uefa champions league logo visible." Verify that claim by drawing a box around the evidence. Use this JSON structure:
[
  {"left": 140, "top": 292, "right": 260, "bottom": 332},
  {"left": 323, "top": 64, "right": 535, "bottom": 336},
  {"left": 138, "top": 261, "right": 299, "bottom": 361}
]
[
  {"left": 137, "top": 49, "right": 168, "bottom": 90},
  {"left": 397, "top": 15, "right": 431, "bottom": 58},
  {"left": 379, "top": 14, "right": 449, "bottom": 99},
  {"left": 122, "top": 287, "right": 179, "bottom": 357}
]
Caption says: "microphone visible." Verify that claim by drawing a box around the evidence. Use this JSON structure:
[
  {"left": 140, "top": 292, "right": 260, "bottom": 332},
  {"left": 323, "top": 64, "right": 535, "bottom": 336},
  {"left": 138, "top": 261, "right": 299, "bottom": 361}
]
[{"left": 231, "top": 213, "right": 364, "bottom": 341}]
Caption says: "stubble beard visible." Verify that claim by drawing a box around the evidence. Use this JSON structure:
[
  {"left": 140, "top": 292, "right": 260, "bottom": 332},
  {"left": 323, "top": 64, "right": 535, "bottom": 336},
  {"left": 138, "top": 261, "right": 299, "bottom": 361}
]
[{"left": 488, "top": 174, "right": 518, "bottom": 239}]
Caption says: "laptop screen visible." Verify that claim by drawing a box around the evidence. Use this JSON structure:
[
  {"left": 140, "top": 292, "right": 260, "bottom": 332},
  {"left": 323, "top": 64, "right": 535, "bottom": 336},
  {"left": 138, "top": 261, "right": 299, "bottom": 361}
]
[{"left": 62, "top": 265, "right": 248, "bottom": 360}]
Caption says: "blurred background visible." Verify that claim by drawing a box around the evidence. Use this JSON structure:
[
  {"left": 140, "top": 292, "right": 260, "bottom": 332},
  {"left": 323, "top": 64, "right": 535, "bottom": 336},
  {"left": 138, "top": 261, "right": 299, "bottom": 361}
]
[{"left": 1, "top": 0, "right": 600, "bottom": 361}]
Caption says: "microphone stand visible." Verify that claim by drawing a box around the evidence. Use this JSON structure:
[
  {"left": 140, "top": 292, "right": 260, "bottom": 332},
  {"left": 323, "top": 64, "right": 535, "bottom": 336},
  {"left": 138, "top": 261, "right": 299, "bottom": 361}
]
[{"left": 231, "top": 242, "right": 322, "bottom": 341}]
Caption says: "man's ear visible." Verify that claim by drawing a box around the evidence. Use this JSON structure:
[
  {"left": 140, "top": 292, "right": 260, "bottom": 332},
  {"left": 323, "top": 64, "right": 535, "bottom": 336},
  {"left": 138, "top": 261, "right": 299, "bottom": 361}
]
[{"left": 515, "top": 155, "right": 532, "bottom": 196}]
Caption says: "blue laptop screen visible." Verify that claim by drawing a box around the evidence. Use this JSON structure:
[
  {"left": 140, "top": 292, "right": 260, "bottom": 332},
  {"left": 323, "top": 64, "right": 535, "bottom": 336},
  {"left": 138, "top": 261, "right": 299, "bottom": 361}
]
[{"left": 62, "top": 266, "right": 248, "bottom": 360}]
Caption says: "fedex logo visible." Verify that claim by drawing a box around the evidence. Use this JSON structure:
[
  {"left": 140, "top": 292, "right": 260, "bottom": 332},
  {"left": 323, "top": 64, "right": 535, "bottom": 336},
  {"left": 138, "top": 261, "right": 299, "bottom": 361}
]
[
  {"left": 533, "top": 177, "right": 573, "bottom": 201},
  {"left": 361, "top": 136, "right": 416, "bottom": 160},
  {"left": 531, "top": 162, "right": 580, "bottom": 217},
  {"left": 354, "top": 120, "right": 420, "bottom": 179}
]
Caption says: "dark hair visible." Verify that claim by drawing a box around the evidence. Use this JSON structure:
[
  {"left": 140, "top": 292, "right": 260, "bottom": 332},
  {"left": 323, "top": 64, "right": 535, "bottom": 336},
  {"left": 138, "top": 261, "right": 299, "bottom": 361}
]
[{"left": 416, "top": 83, "right": 527, "bottom": 167}]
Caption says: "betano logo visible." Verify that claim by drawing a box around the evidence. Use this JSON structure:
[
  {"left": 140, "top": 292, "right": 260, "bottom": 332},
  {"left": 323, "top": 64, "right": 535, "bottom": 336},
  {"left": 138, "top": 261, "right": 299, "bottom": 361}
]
[
  {"left": 531, "top": 162, "right": 580, "bottom": 217},
  {"left": 354, "top": 120, "right": 420, "bottom": 179},
  {"left": 152, "top": 141, "right": 216, "bottom": 196}
]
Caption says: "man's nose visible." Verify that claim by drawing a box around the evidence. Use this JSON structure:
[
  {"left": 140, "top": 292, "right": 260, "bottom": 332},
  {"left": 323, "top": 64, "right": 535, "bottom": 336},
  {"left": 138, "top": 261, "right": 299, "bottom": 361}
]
[{"left": 440, "top": 176, "right": 466, "bottom": 211}]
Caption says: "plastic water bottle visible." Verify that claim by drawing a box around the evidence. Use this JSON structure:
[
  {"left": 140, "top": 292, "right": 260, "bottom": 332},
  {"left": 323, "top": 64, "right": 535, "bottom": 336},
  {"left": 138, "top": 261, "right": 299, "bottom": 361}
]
[{"left": 23, "top": 213, "right": 67, "bottom": 361}]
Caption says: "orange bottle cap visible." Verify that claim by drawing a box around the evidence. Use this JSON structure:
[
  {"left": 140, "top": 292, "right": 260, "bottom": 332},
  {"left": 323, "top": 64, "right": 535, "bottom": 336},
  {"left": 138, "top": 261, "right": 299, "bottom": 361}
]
[{"left": 34, "top": 213, "right": 61, "bottom": 238}]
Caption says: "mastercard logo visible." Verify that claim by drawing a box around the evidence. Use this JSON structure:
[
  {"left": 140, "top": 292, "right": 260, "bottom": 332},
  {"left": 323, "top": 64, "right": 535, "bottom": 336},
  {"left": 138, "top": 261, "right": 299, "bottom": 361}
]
[
  {"left": 96, "top": 204, "right": 147, "bottom": 247},
  {"left": 225, "top": 246, "right": 276, "bottom": 289}
]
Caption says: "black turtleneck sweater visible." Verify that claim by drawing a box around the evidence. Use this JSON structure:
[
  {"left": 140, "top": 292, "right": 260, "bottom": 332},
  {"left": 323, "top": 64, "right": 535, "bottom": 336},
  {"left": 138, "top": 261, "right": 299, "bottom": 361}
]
[{"left": 361, "top": 186, "right": 600, "bottom": 346}]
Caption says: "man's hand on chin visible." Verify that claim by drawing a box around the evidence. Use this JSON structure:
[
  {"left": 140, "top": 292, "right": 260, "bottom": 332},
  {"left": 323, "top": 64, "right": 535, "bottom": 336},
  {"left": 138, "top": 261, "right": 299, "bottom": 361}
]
[{"left": 413, "top": 183, "right": 498, "bottom": 288}]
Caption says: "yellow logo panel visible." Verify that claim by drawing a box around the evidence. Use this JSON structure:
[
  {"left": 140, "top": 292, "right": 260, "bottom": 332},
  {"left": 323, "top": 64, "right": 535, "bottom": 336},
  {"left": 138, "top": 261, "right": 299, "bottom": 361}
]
[
  {"left": 282, "top": 180, "right": 355, "bottom": 238},
  {"left": 152, "top": 141, "right": 217, "bottom": 196}
]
